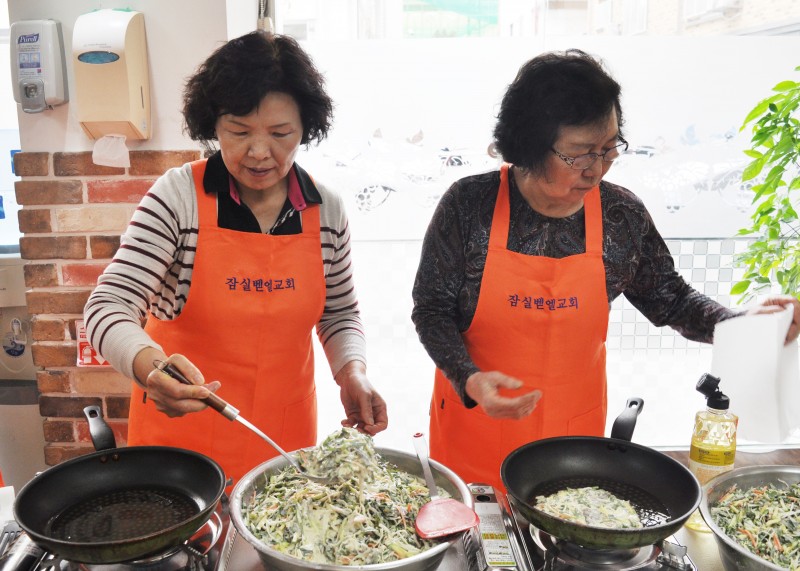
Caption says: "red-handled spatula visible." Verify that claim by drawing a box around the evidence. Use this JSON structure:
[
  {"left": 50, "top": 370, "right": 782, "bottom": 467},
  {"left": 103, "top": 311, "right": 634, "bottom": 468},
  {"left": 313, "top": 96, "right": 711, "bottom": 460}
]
[{"left": 412, "top": 432, "right": 479, "bottom": 539}]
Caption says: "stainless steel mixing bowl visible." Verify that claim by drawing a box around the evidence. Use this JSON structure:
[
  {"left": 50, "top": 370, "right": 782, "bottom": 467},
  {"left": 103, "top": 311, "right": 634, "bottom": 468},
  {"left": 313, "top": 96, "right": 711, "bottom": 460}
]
[
  {"left": 700, "top": 464, "right": 800, "bottom": 571},
  {"left": 231, "top": 447, "right": 473, "bottom": 571}
]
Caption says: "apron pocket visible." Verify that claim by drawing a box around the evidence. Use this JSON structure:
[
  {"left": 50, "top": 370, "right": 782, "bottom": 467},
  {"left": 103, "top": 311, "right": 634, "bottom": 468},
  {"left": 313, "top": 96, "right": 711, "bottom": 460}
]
[
  {"left": 566, "top": 404, "right": 605, "bottom": 437},
  {"left": 280, "top": 388, "right": 317, "bottom": 451}
]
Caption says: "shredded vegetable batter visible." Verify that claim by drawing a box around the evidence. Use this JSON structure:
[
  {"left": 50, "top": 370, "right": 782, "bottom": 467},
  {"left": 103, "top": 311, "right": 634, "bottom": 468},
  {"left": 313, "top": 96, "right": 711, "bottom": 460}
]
[
  {"left": 535, "top": 486, "right": 643, "bottom": 529},
  {"left": 711, "top": 481, "right": 800, "bottom": 570},
  {"left": 242, "top": 428, "right": 444, "bottom": 565}
]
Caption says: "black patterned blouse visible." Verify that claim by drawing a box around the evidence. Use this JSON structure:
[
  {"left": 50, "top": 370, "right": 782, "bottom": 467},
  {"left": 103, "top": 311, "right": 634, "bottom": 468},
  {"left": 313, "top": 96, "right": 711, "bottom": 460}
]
[{"left": 411, "top": 167, "right": 742, "bottom": 407}]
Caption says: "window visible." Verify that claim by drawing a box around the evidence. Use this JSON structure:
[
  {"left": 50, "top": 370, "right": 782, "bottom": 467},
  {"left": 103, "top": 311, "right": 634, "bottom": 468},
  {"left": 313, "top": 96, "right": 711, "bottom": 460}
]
[
  {"left": 594, "top": 0, "right": 614, "bottom": 33},
  {"left": 684, "top": 0, "right": 741, "bottom": 21},
  {"left": 623, "top": 0, "right": 647, "bottom": 35}
]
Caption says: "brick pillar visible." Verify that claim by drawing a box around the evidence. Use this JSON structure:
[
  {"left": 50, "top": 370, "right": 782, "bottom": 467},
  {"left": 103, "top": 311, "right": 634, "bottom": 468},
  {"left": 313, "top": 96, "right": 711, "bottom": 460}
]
[{"left": 14, "top": 149, "right": 201, "bottom": 465}]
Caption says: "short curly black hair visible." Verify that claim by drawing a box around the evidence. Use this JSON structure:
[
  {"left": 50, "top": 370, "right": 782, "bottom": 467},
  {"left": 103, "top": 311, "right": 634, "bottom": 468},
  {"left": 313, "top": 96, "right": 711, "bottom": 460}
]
[
  {"left": 183, "top": 32, "right": 333, "bottom": 147},
  {"left": 493, "top": 49, "right": 623, "bottom": 175}
]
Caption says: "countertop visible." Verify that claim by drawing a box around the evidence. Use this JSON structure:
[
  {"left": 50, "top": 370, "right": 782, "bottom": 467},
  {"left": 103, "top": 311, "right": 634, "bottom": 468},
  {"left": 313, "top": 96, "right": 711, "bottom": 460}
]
[{"left": 660, "top": 444, "right": 800, "bottom": 571}]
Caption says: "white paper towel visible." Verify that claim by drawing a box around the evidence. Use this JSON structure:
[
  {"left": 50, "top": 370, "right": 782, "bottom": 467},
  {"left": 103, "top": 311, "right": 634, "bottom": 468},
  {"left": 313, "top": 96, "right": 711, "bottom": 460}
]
[
  {"left": 710, "top": 305, "right": 800, "bottom": 443},
  {"left": 0, "top": 485, "right": 14, "bottom": 522},
  {"left": 92, "top": 134, "right": 130, "bottom": 168}
]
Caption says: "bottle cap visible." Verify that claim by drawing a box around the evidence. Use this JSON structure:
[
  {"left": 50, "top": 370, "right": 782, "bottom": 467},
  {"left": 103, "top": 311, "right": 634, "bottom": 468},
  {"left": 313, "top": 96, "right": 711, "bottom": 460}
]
[{"left": 696, "top": 373, "right": 730, "bottom": 410}]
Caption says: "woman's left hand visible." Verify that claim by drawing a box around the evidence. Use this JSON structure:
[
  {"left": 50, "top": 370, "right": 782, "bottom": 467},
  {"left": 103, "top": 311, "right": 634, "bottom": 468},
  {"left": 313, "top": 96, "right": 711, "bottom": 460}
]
[
  {"left": 335, "top": 360, "right": 388, "bottom": 435},
  {"left": 747, "top": 295, "right": 800, "bottom": 344}
]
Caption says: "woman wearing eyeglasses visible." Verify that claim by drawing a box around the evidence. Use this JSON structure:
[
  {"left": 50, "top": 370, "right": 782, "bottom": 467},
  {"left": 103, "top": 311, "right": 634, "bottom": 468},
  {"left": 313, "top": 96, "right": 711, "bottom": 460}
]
[{"left": 411, "top": 49, "right": 800, "bottom": 489}]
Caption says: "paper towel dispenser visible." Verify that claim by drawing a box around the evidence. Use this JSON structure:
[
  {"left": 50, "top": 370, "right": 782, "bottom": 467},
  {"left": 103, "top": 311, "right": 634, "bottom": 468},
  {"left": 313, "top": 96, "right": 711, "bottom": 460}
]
[{"left": 72, "top": 9, "right": 151, "bottom": 140}]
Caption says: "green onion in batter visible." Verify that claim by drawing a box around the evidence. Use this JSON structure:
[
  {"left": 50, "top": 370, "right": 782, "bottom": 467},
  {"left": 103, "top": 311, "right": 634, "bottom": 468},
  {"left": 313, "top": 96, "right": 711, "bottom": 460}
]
[
  {"left": 242, "top": 428, "right": 447, "bottom": 565},
  {"left": 711, "top": 481, "right": 800, "bottom": 570}
]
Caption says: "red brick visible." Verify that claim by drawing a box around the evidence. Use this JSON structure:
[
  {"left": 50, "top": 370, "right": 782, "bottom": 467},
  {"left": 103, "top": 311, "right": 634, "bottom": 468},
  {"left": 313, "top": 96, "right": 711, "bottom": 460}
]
[
  {"left": 18, "top": 208, "right": 52, "bottom": 233},
  {"left": 63, "top": 262, "right": 106, "bottom": 286},
  {"left": 27, "top": 290, "right": 90, "bottom": 314},
  {"left": 88, "top": 179, "right": 155, "bottom": 203},
  {"left": 39, "top": 394, "right": 102, "bottom": 417},
  {"left": 43, "top": 419, "right": 75, "bottom": 442},
  {"left": 31, "top": 316, "right": 66, "bottom": 341},
  {"left": 73, "top": 369, "right": 131, "bottom": 394},
  {"left": 14, "top": 152, "right": 49, "bottom": 176},
  {"left": 24, "top": 263, "right": 58, "bottom": 287},
  {"left": 15, "top": 180, "right": 83, "bottom": 205},
  {"left": 106, "top": 396, "right": 131, "bottom": 419},
  {"left": 37, "top": 370, "right": 72, "bottom": 393},
  {"left": 20, "top": 236, "right": 87, "bottom": 260},
  {"left": 56, "top": 205, "right": 133, "bottom": 233},
  {"left": 44, "top": 444, "right": 95, "bottom": 466},
  {"left": 129, "top": 150, "right": 200, "bottom": 175},
  {"left": 32, "top": 342, "right": 80, "bottom": 368},
  {"left": 53, "top": 152, "right": 125, "bottom": 176},
  {"left": 89, "top": 235, "right": 120, "bottom": 259}
]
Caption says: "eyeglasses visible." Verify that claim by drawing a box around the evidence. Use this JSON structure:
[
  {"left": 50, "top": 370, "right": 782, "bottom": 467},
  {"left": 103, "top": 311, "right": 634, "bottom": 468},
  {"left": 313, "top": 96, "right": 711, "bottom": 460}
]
[{"left": 551, "top": 137, "right": 629, "bottom": 170}]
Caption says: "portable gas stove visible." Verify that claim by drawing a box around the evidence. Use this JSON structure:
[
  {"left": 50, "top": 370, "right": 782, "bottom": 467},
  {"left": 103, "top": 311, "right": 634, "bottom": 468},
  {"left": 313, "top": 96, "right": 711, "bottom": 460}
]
[
  {"left": 24, "top": 500, "right": 229, "bottom": 571},
  {"left": 27, "top": 486, "right": 694, "bottom": 571},
  {"left": 466, "top": 484, "right": 696, "bottom": 571}
]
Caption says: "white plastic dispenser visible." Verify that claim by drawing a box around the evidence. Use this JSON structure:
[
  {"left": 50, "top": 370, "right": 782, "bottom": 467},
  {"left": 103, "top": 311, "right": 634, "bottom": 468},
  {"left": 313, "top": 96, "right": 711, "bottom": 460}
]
[
  {"left": 9, "top": 19, "right": 69, "bottom": 113},
  {"left": 72, "top": 9, "right": 151, "bottom": 140}
]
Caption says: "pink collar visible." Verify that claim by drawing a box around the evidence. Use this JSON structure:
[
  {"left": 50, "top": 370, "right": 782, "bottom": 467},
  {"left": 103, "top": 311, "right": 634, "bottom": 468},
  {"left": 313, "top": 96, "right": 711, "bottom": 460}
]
[{"left": 228, "top": 167, "right": 307, "bottom": 210}]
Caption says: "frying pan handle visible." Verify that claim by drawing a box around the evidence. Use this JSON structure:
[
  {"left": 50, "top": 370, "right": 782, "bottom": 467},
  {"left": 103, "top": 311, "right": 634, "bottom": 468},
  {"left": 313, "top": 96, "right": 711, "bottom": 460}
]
[
  {"left": 609, "top": 397, "right": 644, "bottom": 442},
  {"left": 83, "top": 405, "right": 117, "bottom": 451}
]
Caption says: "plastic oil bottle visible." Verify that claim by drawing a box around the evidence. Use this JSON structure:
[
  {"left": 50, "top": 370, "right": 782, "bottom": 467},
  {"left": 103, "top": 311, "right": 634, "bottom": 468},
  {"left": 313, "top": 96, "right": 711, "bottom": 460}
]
[{"left": 685, "top": 373, "right": 737, "bottom": 532}]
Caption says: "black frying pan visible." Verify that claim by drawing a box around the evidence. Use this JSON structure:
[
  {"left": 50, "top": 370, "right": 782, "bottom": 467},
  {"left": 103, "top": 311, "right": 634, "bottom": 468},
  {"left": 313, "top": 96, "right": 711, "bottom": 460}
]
[
  {"left": 501, "top": 398, "right": 701, "bottom": 549},
  {"left": 13, "top": 406, "right": 226, "bottom": 564}
]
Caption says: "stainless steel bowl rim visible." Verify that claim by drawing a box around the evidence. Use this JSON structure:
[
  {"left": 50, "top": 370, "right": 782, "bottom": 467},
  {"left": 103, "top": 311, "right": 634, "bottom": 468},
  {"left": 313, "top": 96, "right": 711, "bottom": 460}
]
[
  {"left": 699, "top": 464, "right": 800, "bottom": 571},
  {"left": 230, "top": 446, "right": 473, "bottom": 571}
]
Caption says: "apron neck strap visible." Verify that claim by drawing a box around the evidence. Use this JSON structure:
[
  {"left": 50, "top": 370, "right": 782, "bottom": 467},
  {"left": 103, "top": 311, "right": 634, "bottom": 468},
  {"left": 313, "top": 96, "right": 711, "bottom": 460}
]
[{"left": 491, "top": 164, "right": 603, "bottom": 254}]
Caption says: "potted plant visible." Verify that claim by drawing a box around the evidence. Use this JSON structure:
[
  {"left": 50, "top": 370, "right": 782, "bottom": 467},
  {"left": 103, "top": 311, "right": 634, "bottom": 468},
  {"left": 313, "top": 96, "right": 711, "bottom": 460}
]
[{"left": 732, "top": 65, "right": 800, "bottom": 303}]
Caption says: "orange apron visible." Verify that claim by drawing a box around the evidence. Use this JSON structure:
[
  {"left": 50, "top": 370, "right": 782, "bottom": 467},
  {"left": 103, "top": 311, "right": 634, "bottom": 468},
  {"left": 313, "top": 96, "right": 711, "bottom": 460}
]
[
  {"left": 128, "top": 160, "right": 325, "bottom": 485},
  {"left": 429, "top": 164, "right": 609, "bottom": 489}
]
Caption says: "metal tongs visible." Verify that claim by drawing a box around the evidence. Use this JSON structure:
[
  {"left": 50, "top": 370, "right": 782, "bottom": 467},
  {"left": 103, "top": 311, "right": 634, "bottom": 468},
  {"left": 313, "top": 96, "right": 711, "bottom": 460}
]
[
  {"left": 0, "top": 520, "right": 21, "bottom": 558},
  {"left": 153, "top": 360, "right": 334, "bottom": 485}
]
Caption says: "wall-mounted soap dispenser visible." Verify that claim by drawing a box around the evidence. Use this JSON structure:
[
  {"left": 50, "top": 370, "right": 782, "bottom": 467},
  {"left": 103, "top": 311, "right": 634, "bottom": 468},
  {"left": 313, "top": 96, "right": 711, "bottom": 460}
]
[
  {"left": 9, "top": 19, "right": 69, "bottom": 113},
  {"left": 72, "top": 9, "right": 151, "bottom": 140}
]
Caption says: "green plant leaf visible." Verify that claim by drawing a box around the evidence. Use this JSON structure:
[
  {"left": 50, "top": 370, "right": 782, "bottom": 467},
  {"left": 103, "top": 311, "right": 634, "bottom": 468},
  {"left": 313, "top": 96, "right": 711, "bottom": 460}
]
[
  {"left": 735, "top": 66, "right": 800, "bottom": 301},
  {"left": 773, "top": 80, "right": 799, "bottom": 92},
  {"left": 730, "top": 280, "right": 751, "bottom": 295},
  {"left": 742, "top": 99, "right": 772, "bottom": 126},
  {"left": 742, "top": 158, "right": 765, "bottom": 181}
]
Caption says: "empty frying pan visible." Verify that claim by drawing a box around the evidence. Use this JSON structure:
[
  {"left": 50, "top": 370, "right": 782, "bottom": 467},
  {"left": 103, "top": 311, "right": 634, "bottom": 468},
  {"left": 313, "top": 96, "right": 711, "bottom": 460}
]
[{"left": 13, "top": 406, "right": 226, "bottom": 564}]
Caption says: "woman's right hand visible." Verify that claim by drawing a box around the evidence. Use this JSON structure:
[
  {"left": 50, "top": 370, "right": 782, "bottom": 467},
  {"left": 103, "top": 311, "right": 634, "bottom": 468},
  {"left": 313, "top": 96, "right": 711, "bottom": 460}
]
[
  {"left": 465, "top": 370, "right": 542, "bottom": 419},
  {"left": 133, "top": 348, "right": 221, "bottom": 417}
]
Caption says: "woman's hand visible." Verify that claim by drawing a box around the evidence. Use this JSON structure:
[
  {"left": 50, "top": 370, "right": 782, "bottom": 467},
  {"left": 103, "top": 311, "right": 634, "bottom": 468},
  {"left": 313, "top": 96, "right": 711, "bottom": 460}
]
[
  {"left": 746, "top": 295, "right": 800, "bottom": 344},
  {"left": 335, "top": 360, "right": 388, "bottom": 435},
  {"left": 465, "top": 371, "right": 542, "bottom": 419},
  {"left": 132, "top": 348, "right": 221, "bottom": 417}
]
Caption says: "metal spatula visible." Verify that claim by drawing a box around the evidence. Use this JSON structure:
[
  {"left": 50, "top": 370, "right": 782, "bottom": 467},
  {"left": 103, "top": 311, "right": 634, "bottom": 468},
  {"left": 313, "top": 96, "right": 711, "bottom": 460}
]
[
  {"left": 412, "top": 432, "right": 479, "bottom": 539},
  {"left": 154, "top": 361, "right": 334, "bottom": 485}
]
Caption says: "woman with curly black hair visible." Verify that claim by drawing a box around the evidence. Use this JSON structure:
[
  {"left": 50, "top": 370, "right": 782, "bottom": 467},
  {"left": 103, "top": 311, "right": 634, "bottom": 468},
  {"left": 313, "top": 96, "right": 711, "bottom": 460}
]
[
  {"left": 412, "top": 49, "right": 800, "bottom": 489},
  {"left": 85, "top": 32, "right": 387, "bottom": 485}
]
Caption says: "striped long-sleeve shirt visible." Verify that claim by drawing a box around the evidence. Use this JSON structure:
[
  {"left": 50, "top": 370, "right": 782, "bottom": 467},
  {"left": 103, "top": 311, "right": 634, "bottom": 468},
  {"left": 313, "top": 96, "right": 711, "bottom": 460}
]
[{"left": 84, "top": 155, "right": 365, "bottom": 381}]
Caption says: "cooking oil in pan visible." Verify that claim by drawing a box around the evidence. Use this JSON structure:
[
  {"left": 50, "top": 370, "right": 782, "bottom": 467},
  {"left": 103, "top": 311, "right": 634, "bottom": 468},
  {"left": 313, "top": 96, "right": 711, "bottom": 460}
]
[{"left": 46, "top": 487, "right": 199, "bottom": 542}]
